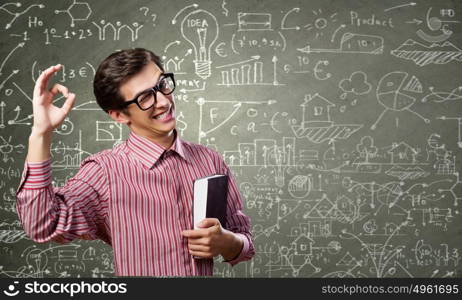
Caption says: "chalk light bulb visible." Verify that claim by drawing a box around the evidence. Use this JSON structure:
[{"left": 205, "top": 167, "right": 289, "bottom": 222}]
[{"left": 181, "top": 9, "right": 219, "bottom": 79}]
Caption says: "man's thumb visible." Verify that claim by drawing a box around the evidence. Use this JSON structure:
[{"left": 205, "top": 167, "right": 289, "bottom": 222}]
[{"left": 198, "top": 218, "right": 218, "bottom": 228}]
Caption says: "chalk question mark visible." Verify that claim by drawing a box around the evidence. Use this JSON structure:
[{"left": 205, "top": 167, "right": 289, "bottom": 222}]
[{"left": 139, "top": 7, "right": 157, "bottom": 26}]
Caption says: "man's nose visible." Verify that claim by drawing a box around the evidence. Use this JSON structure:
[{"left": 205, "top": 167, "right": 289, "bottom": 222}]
[{"left": 155, "top": 91, "right": 172, "bottom": 107}]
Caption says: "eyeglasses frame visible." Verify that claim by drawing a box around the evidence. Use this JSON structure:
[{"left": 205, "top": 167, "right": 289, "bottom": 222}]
[{"left": 120, "top": 72, "right": 175, "bottom": 111}]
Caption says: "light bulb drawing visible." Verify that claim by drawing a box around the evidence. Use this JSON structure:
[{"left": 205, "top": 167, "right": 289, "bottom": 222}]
[{"left": 180, "top": 9, "right": 219, "bottom": 79}]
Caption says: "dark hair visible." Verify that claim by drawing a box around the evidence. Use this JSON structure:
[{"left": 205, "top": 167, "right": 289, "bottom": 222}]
[{"left": 93, "top": 48, "right": 164, "bottom": 113}]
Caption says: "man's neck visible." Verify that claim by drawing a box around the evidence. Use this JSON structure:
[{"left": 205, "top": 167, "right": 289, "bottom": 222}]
[{"left": 133, "top": 129, "right": 176, "bottom": 150}]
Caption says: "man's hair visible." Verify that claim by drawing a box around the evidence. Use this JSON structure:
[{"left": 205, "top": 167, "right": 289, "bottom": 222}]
[{"left": 93, "top": 48, "right": 164, "bottom": 114}]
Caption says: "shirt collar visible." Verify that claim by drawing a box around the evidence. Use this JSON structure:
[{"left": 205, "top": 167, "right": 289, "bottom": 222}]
[{"left": 126, "top": 128, "right": 189, "bottom": 169}]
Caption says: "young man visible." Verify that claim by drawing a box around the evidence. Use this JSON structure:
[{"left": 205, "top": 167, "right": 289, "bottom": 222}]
[{"left": 16, "top": 48, "right": 255, "bottom": 276}]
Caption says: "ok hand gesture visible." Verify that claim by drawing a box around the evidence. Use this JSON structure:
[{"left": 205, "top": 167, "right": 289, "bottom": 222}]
[{"left": 31, "top": 64, "right": 76, "bottom": 136}]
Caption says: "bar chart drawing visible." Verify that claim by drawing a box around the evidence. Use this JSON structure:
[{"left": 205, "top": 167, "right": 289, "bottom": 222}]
[{"left": 216, "top": 56, "right": 272, "bottom": 86}]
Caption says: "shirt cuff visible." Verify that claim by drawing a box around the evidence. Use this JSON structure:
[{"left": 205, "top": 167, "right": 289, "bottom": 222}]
[
  {"left": 18, "top": 159, "right": 52, "bottom": 190},
  {"left": 223, "top": 233, "right": 250, "bottom": 266}
]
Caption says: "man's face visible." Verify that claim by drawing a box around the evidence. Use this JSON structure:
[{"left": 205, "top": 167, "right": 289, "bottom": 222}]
[{"left": 118, "top": 61, "right": 176, "bottom": 141}]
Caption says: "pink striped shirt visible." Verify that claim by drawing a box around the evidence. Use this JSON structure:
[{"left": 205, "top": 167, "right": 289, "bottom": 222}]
[{"left": 16, "top": 129, "right": 255, "bottom": 276}]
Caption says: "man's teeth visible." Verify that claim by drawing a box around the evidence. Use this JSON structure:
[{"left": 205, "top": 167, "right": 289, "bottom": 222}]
[{"left": 154, "top": 109, "right": 169, "bottom": 120}]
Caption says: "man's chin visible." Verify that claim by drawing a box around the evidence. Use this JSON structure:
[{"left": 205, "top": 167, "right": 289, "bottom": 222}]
[{"left": 151, "top": 121, "right": 176, "bottom": 133}]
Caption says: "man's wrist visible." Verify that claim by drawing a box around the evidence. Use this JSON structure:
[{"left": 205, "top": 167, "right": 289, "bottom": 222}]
[
  {"left": 221, "top": 230, "right": 244, "bottom": 261},
  {"left": 30, "top": 126, "right": 53, "bottom": 139},
  {"left": 27, "top": 127, "right": 52, "bottom": 162}
]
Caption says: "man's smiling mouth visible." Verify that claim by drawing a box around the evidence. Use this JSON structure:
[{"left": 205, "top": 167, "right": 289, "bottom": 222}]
[{"left": 152, "top": 105, "right": 172, "bottom": 120}]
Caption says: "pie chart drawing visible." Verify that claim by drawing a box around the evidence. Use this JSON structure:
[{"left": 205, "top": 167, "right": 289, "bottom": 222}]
[{"left": 371, "top": 71, "right": 429, "bottom": 130}]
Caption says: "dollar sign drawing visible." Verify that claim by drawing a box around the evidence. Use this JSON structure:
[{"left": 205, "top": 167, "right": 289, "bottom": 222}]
[{"left": 176, "top": 112, "right": 187, "bottom": 135}]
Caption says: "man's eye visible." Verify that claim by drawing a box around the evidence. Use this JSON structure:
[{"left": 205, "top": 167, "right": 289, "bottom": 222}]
[
  {"left": 139, "top": 92, "right": 152, "bottom": 103},
  {"left": 158, "top": 80, "right": 166, "bottom": 90}
]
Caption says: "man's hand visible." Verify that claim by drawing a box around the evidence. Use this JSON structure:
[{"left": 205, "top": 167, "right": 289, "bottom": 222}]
[
  {"left": 27, "top": 64, "right": 76, "bottom": 162},
  {"left": 181, "top": 218, "right": 243, "bottom": 261},
  {"left": 32, "top": 64, "right": 76, "bottom": 136}
]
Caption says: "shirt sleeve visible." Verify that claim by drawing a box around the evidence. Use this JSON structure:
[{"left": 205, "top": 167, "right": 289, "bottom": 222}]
[
  {"left": 214, "top": 152, "right": 255, "bottom": 266},
  {"left": 15, "top": 157, "right": 111, "bottom": 245}
]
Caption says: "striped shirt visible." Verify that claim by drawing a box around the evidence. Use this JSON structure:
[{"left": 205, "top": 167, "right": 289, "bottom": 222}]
[{"left": 16, "top": 129, "right": 255, "bottom": 276}]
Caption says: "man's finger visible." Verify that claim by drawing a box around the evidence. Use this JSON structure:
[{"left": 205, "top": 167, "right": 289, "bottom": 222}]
[
  {"left": 34, "top": 66, "right": 52, "bottom": 96},
  {"left": 187, "top": 237, "right": 209, "bottom": 245},
  {"left": 188, "top": 244, "right": 209, "bottom": 252},
  {"left": 43, "top": 65, "right": 61, "bottom": 92},
  {"left": 181, "top": 229, "right": 208, "bottom": 238},
  {"left": 50, "top": 83, "right": 69, "bottom": 97},
  {"left": 36, "top": 64, "right": 61, "bottom": 96},
  {"left": 189, "top": 251, "right": 212, "bottom": 259},
  {"left": 197, "top": 218, "right": 220, "bottom": 229}
]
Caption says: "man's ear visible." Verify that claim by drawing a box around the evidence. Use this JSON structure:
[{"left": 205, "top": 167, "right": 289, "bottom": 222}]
[{"left": 108, "top": 109, "right": 130, "bottom": 125}]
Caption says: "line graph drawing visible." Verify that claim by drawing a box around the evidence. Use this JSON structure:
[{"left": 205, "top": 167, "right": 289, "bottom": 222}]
[
  {"left": 96, "top": 121, "right": 122, "bottom": 141},
  {"left": 0, "top": 2, "right": 44, "bottom": 30}
]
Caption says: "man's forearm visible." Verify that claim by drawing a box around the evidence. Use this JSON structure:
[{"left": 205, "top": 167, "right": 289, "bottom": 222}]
[
  {"left": 27, "top": 129, "right": 52, "bottom": 162},
  {"left": 221, "top": 229, "right": 244, "bottom": 261}
]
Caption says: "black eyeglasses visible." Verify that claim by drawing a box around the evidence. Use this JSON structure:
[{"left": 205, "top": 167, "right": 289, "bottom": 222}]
[{"left": 121, "top": 73, "right": 175, "bottom": 111}]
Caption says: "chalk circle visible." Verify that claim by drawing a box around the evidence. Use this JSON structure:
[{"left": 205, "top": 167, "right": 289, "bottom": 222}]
[
  {"left": 288, "top": 175, "right": 311, "bottom": 198},
  {"left": 315, "top": 18, "right": 327, "bottom": 29},
  {"left": 328, "top": 241, "right": 341, "bottom": 254}
]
